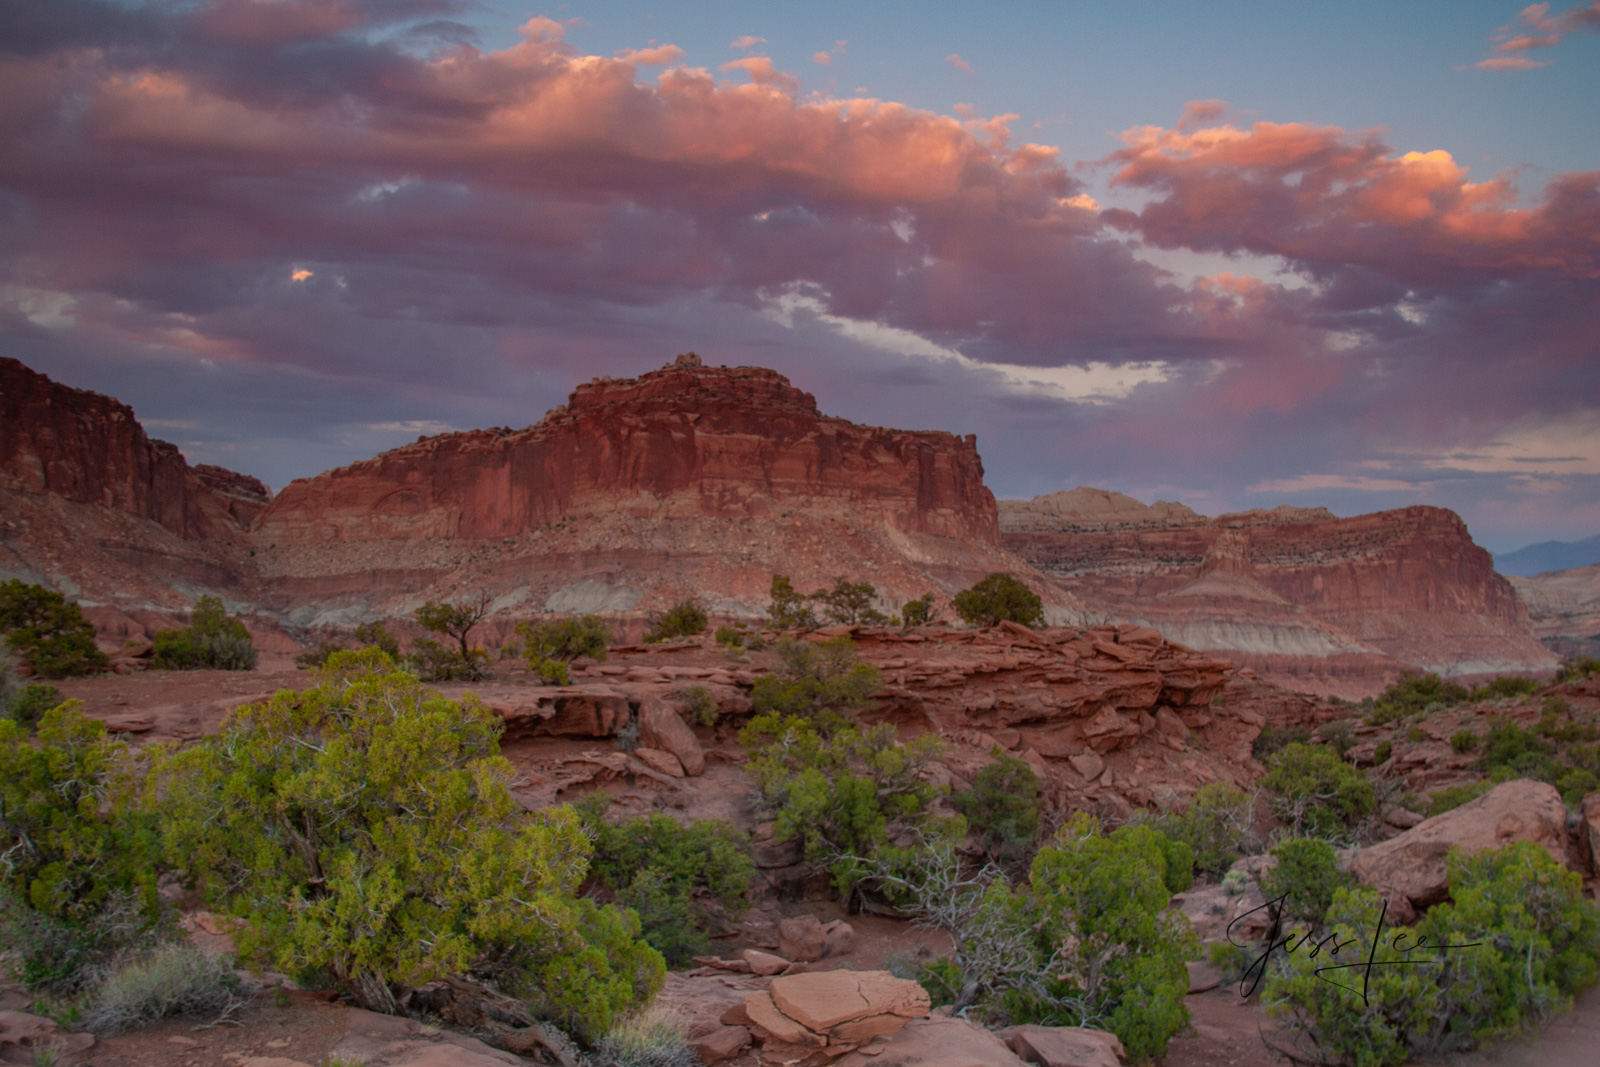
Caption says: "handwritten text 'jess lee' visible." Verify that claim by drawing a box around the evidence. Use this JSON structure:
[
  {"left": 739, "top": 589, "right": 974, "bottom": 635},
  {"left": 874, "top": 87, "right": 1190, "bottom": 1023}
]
[{"left": 1227, "top": 894, "right": 1481, "bottom": 1004}]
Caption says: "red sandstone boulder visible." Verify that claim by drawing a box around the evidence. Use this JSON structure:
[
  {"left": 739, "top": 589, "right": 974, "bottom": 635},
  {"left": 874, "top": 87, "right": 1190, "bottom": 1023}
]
[
  {"left": 636, "top": 697, "right": 704, "bottom": 776},
  {"left": 778, "top": 915, "right": 829, "bottom": 963},
  {"left": 834, "top": 1016, "right": 1028, "bottom": 1067},
  {"left": 1001, "top": 1024, "right": 1126, "bottom": 1067},
  {"left": 1348, "top": 779, "right": 1569, "bottom": 923}
]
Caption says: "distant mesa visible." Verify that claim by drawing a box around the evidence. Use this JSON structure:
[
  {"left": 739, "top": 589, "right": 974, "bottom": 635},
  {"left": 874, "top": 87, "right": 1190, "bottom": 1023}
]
[
  {"left": 1000, "top": 487, "right": 1557, "bottom": 697},
  {"left": 0, "top": 356, "right": 1561, "bottom": 696}
]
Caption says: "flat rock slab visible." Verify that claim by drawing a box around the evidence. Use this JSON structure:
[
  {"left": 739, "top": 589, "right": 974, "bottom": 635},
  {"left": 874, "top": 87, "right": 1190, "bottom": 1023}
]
[
  {"left": 769, "top": 970, "right": 931, "bottom": 1033},
  {"left": 1002, "top": 1023, "right": 1126, "bottom": 1067},
  {"left": 834, "top": 1016, "right": 1030, "bottom": 1067}
]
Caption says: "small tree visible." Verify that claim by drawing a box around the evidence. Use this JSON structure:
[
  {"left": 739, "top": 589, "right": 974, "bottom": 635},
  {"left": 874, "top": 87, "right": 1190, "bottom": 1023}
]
[
  {"left": 750, "top": 637, "right": 882, "bottom": 723},
  {"left": 354, "top": 621, "right": 401, "bottom": 658},
  {"left": 0, "top": 703, "right": 163, "bottom": 989},
  {"left": 952, "top": 573, "right": 1044, "bottom": 628},
  {"left": 152, "top": 651, "right": 662, "bottom": 1034},
  {"left": 413, "top": 593, "right": 493, "bottom": 681},
  {"left": 644, "top": 600, "right": 706, "bottom": 644},
  {"left": 1262, "top": 743, "right": 1375, "bottom": 840},
  {"left": 766, "top": 575, "right": 818, "bottom": 630},
  {"left": 953, "top": 751, "right": 1042, "bottom": 864},
  {"left": 901, "top": 593, "right": 938, "bottom": 629},
  {"left": 518, "top": 615, "right": 611, "bottom": 684},
  {"left": 152, "top": 595, "right": 256, "bottom": 671},
  {"left": 812, "top": 578, "right": 888, "bottom": 627},
  {"left": 1259, "top": 837, "right": 1351, "bottom": 927},
  {"left": 0, "top": 580, "right": 108, "bottom": 678}
]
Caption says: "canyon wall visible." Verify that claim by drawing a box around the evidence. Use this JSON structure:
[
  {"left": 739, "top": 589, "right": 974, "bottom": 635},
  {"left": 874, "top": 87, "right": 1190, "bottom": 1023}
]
[
  {"left": 0, "top": 357, "right": 268, "bottom": 541},
  {"left": 251, "top": 355, "right": 1073, "bottom": 626},
  {"left": 1511, "top": 564, "right": 1600, "bottom": 661},
  {"left": 1001, "top": 488, "right": 1557, "bottom": 696}
]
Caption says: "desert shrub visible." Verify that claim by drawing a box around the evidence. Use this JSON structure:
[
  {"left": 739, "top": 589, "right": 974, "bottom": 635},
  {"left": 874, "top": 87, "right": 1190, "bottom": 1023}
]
[
  {"left": 713, "top": 624, "right": 745, "bottom": 648},
  {"left": 952, "top": 751, "right": 1042, "bottom": 864},
  {"left": 742, "top": 712, "right": 949, "bottom": 890},
  {"left": 1264, "top": 843, "right": 1600, "bottom": 1065},
  {"left": 1477, "top": 719, "right": 1555, "bottom": 779},
  {"left": 900, "top": 593, "right": 937, "bottom": 628},
  {"left": 1451, "top": 730, "right": 1480, "bottom": 753},
  {"left": 520, "top": 614, "right": 612, "bottom": 664},
  {"left": 1556, "top": 656, "right": 1600, "bottom": 684},
  {"left": 1260, "top": 837, "right": 1350, "bottom": 927},
  {"left": 1471, "top": 676, "right": 1541, "bottom": 701},
  {"left": 1424, "top": 780, "right": 1494, "bottom": 817},
  {"left": 294, "top": 641, "right": 344, "bottom": 669},
  {"left": 1367, "top": 671, "right": 1471, "bottom": 725},
  {"left": 644, "top": 600, "right": 706, "bottom": 643},
  {"left": 1148, "top": 782, "right": 1259, "bottom": 878},
  {"left": 81, "top": 941, "right": 239, "bottom": 1034},
  {"left": 593, "top": 1004, "right": 696, "bottom": 1067},
  {"left": 0, "top": 580, "right": 108, "bottom": 678},
  {"left": 353, "top": 621, "right": 401, "bottom": 658},
  {"left": 1317, "top": 720, "right": 1356, "bottom": 759},
  {"left": 576, "top": 797, "right": 753, "bottom": 967},
  {"left": 1407, "top": 725, "right": 1427, "bottom": 743},
  {"left": 951, "top": 573, "right": 1044, "bottom": 628},
  {"left": 1220, "top": 868, "right": 1251, "bottom": 895},
  {"left": 674, "top": 685, "right": 716, "bottom": 727},
  {"left": 863, "top": 819, "right": 1196, "bottom": 1061},
  {"left": 1373, "top": 740, "right": 1393, "bottom": 764},
  {"left": 152, "top": 650, "right": 662, "bottom": 1034},
  {"left": 766, "top": 575, "right": 818, "bottom": 630},
  {"left": 1156, "top": 835, "right": 1196, "bottom": 894},
  {"left": 811, "top": 578, "right": 889, "bottom": 627},
  {"left": 294, "top": 622, "right": 402, "bottom": 671},
  {"left": 3, "top": 682, "right": 62, "bottom": 728},
  {"left": 1262, "top": 743, "right": 1375, "bottom": 840},
  {"left": 1010, "top": 816, "right": 1198, "bottom": 1061},
  {"left": 152, "top": 596, "right": 257, "bottom": 671},
  {"left": 519, "top": 614, "right": 610, "bottom": 683},
  {"left": 1537, "top": 697, "right": 1597, "bottom": 742},
  {"left": 749, "top": 636, "right": 881, "bottom": 723},
  {"left": 0, "top": 704, "right": 163, "bottom": 990},
  {"left": 1251, "top": 724, "right": 1311, "bottom": 761}
]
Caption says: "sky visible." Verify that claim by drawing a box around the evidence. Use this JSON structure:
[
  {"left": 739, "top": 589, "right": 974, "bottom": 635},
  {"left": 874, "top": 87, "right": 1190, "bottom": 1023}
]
[{"left": 1, "top": 1, "right": 1597, "bottom": 553}]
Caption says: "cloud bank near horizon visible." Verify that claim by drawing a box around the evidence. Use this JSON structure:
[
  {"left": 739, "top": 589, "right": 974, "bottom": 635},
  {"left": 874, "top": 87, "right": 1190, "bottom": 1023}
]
[{"left": 0, "top": 1, "right": 1596, "bottom": 551}]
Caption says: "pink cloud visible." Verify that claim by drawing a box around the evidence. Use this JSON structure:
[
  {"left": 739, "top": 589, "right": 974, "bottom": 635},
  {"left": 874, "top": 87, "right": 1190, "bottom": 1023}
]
[
  {"left": 717, "top": 55, "right": 802, "bottom": 93},
  {"left": 1474, "top": 1, "right": 1600, "bottom": 70},
  {"left": 730, "top": 35, "right": 767, "bottom": 49},
  {"left": 1475, "top": 54, "right": 1551, "bottom": 69},
  {"left": 1102, "top": 114, "right": 1600, "bottom": 283},
  {"left": 615, "top": 45, "right": 686, "bottom": 67},
  {"left": 812, "top": 51, "right": 832, "bottom": 66},
  {"left": 945, "top": 53, "right": 973, "bottom": 74},
  {"left": 1176, "top": 99, "right": 1227, "bottom": 133}
]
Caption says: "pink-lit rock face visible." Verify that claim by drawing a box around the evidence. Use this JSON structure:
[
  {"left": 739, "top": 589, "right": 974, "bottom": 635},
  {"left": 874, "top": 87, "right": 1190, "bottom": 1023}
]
[
  {"left": 0, "top": 357, "right": 267, "bottom": 542},
  {"left": 256, "top": 358, "right": 998, "bottom": 545},
  {"left": 1002, "top": 492, "right": 1557, "bottom": 695}
]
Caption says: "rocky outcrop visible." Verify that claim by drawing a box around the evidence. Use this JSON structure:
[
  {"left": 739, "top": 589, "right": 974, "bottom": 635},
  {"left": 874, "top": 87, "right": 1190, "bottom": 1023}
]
[
  {"left": 1347, "top": 779, "right": 1568, "bottom": 923},
  {"left": 1001, "top": 489, "right": 1556, "bottom": 696},
  {"left": 834, "top": 1015, "right": 1030, "bottom": 1067},
  {"left": 251, "top": 356, "right": 1082, "bottom": 626},
  {"left": 0, "top": 358, "right": 261, "bottom": 543},
  {"left": 1001, "top": 1025, "right": 1126, "bottom": 1067},
  {"left": 741, "top": 970, "right": 930, "bottom": 1062},
  {"left": 1510, "top": 563, "right": 1600, "bottom": 661}
]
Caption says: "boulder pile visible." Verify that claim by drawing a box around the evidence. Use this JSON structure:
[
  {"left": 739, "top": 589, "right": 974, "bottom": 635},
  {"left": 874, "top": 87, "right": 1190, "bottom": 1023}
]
[{"left": 732, "top": 970, "right": 930, "bottom": 1064}]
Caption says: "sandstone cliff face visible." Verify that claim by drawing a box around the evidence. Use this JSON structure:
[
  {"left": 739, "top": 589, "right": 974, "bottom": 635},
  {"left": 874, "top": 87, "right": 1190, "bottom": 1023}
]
[
  {"left": 1510, "top": 563, "right": 1600, "bottom": 660},
  {"left": 0, "top": 358, "right": 263, "bottom": 542},
  {"left": 252, "top": 356, "right": 1070, "bottom": 625},
  {"left": 1001, "top": 491, "right": 1556, "bottom": 695},
  {"left": 258, "top": 357, "right": 996, "bottom": 545}
]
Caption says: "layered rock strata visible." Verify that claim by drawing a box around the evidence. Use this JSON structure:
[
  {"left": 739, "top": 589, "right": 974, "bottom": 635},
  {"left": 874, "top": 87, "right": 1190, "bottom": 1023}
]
[
  {"left": 1510, "top": 562, "right": 1600, "bottom": 661},
  {"left": 1001, "top": 487, "right": 1556, "bottom": 695},
  {"left": 252, "top": 356, "right": 1082, "bottom": 625}
]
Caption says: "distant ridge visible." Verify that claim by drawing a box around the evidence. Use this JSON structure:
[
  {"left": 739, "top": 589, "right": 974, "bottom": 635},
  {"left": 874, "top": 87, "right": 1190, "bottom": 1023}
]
[{"left": 1495, "top": 534, "right": 1600, "bottom": 577}]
